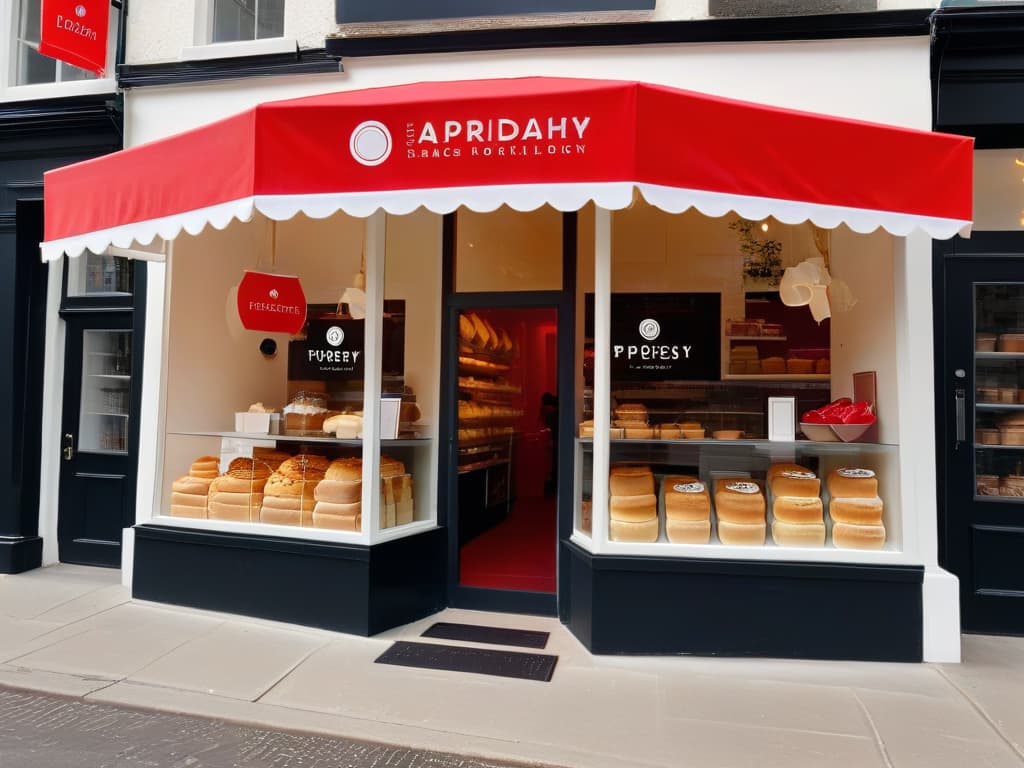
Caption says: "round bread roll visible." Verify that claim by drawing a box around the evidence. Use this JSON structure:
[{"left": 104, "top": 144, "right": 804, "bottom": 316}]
[
  {"left": 265, "top": 473, "right": 320, "bottom": 499},
  {"left": 172, "top": 475, "right": 214, "bottom": 495},
  {"left": 325, "top": 458, "right": 362, "bottom": 481},
  {"left": 832, "top": 522, "right": 886, "bottom": 549},
  {"left": 717, "top": 519, "right": 766, "bottom": 546},
  {"left": 190, "top": 456, "right": 220, "bottom": 475},
  {"left": 278, "top": 455, "right": 329, "bottom": 480},
  {"left": 666, "top": 518, "right": 711, "bottom": 544},
  {"left": 227, "top": 457, "right": 273, "bottom": 481},
  {"left": 829, "top": 497, "right": 884, "bottom": 525},
  {"left": 772, "top": 520, "right": 826, "bottom": 547},
  {"left": 772, "top": 496, "right": 824, "bottom": 524},
  {"left": 609, "top": 517, "right": 659, "bottom": 543},
  {"left": 251, "top": 449, "right": 293, "bottom": 470},
  {"left": 609, "top": 493, "right": 657, "bottom": 522}
]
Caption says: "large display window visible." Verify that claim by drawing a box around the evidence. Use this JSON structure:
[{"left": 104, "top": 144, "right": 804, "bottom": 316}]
[
  {"left": 156, "top": 210, "right": 440, "bottom": 545},
  {"left": 573, "top": 203, "right": 906, "bottom": 563}
]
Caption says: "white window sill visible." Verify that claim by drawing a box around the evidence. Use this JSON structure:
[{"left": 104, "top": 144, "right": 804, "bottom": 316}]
[
  {"left": 180, "top": 37, "right": 298, "bottom": 61},
  {"left": 0, "top": 78, "right": 117, "bottom": 103}
]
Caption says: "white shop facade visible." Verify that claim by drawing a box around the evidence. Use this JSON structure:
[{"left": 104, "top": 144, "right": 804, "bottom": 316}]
[{"left": 38, "top": 37, "right": 973, "bottom": 661}]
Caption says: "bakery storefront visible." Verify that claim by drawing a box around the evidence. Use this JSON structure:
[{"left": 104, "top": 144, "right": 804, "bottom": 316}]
[{"left": 41, "top": 77, "right": 972, "bottom": 661}]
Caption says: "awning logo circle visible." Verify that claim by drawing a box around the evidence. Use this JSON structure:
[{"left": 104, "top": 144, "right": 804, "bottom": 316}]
[{"left": 350, "top": 121, "right": 392, "bottom": 167}]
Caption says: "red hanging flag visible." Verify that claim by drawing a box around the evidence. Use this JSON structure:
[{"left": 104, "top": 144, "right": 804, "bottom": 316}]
[{"left": 38, "top": 0, "right": 110, "bottom": 77}]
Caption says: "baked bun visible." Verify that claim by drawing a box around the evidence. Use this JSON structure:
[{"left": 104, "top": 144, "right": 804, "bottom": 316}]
[
  {"left": 208, "top": 499, "right": 258, "bottom": 522},
  {"left": 169, "top": 504, "right": 206, "bottom": 519},
  {"left": 609, "top": 517, "right": 659, "bottom": 542},
  {"left": 713, "top": 480, "right": 765, "bottom": 523},
  {"left": 666, "top": 518, "right": 711, "bottom": 544},
  {"left": 609, "top": 465, "right": 654, "bottom": 496},
  {"left": 772, "top": 520, "right": 826, "bottom": 547},
  {"left": 265, "top": 472, "right": 320, "bottom": 499},
  {"left": 227, "top": 457, "right": 274, "bottom": 481},
  {"left": 278, "top": 454, "right": 330, "bottom": 479},
  {"left": 169, "top": 491, "right": 207, "bottom": 508},
  {"left": 609, "top": 493, "right": 657, "bottom": 522},
  {"left": 772, "top": 496, "right": 824, "bottom": 524},
  {"left": 314, "top": 478, "right": 361, "bottom": 504},
  {"left": 312, "top": 506, "right": 362, "bottom": 531},
  {"left": 172, "top": 475, "right": 214, "bottom": 495},
  {"left": 826, "top": 468, "right": 879, "bottom": 499},
  {"left": 459, "top": 313, "right": 475, "bottom": 342},
  {"left": 499, "top": 329, "right": 513, "bottom": 354},
  {"left": 380, "top": 456, "right": 406, "bottom": 478},
  {"left": 832, "top": 522, "right": 886, "bottom": 549},
  {"left": 717, "top": 519, "right": 766, "bottom": 546},
  {"left": 829, "top": 497, "right": 884, "bottom": 525},
  {"left": 325, "top": 458, "right": 362, "bottom": 481},
  {"left": 211, "top": 474, "right": 268, "bottom": 494},
  {"left": 663, "top": 476, "right": 711, "bottom": 521},
  {"left": 770, "top": 470, "right": 820, "bottom": 499},
  {"left": 469, "top": 313, "right": 489, "bottom": 348},
  {"left": 190, "top": 456, "right": 220, "bottom": 477},
  {"left": 251, "top": 448, "right": 293, "bottom": 470}
]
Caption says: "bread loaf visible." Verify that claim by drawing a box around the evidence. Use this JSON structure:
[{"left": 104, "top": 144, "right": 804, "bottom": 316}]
[
  {"left": 609, "top": 465, "right": 654, "bottom": 496},
  {"left": 609, "top": 517, "right": 659, "bottom": 542},
  {"left": 713, "top": 480, "right": 765, "bottom": 523},
  {"left": 666, "top": 518, "right": 711, "bottom": 544},
  {"left": 171, "top": 475, "right": 214, "bottom": 496},
  {"left": 663, "top": 476, "right": 711, "bottom": 521},
  {"left": 609, "top": 494, "right": 657, "bottom": 522},
  {"left": 211, "top": 474, "right": 268, "bottom": 494},
  {"left": 279, "top": 454, "right": 330, "bottom": 478},
  {"left": 314, "top": 478, "right": 361, "bottom": 504},
  {"left": 190, "top": 456, "right": 220, "bottom": 477},
  {"left": 169, "top": 504, "right": 207, "bottom": 519},
  {"left": 770, "top": 470, "right": 820, "bottom": 498},
  {"left": 829, "top": 497, "right": 884, "bottom": 525},
  {"left": 313, "top": 500, "right": 361, "bottom": 516},
  {"left": 312, "top": 509, "right": 361, "bottom": 531},
  {"left": 766, "top": 463, "right": 809, "bottom": 488},
  {"left": 459, "top": 313, "right": 475, "bottom": 342},
  {"left": 208, "top": 499, "right": 254, "bottom": 522},
  {"left": 771, "top": 520, "right": 826, "bottom": 547},
  {"left": 379, "top": 456, "right": 406, "bottom": 478},
  {"left": 717, "top": 519, "right": 766, "bottom": 546},
  {"left": 832, "top": 522, "right": 886, "bottom": 549},
  {"left": 251, "top": 449, "right": 292, "bottom": 470},
  {"left": 826, "top": 468, "right": 879, "bottom": 499},
  {"left": 772, "top": 496, "right": 824, "bottom": 524},
  {"left": 325, "top": 458, "right": 362, "bottom": 481},
  {"left": 169, "top": 491, "right": 207, "bottom": 508},
  {"left": 205, "top": 490, "right": 261, "bottom": 506}
]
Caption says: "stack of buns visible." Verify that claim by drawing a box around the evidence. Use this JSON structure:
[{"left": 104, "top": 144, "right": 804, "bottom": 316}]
[
  {"left": 767, "top": 463, "right": 825, "bottom": 547},
  {"left": 207, "top": 456, "right": 272, "bottom": 522},
  {"left": 663, "top": 475, "right": 711, "bottom": 543},
  {"left": 827, "top": 468, "right": 886, "bottom": 549},
  {"left": 714, "top": 479, "right": 766, "bottom": 545},
  {"left": 310, "top": 455, "right": 414, "bottom": 531},
  {"left": 609, "top": 465, "right": 658, "bottom": 542},
  {"left": 168, "top": 455, "right": 220, "bottom": 518},
  {"left": 312, "top": 458, "right": 362, "bottom": 530},
  {"left": 260, "top": 454, "right": 329, "bottom": 527}
]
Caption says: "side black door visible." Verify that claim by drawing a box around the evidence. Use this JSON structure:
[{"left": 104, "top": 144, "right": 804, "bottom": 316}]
[{"left": 937, "top": 233, "right": 1024, "bottom": 635}]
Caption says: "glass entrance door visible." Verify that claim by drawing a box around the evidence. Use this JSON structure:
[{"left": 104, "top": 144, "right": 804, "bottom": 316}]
[
  {"left": 450, "top": 304, "right": 561, "bottom": 613},
  {"left": 940, "top": 247, "right": 1024, "bottom": 635}
]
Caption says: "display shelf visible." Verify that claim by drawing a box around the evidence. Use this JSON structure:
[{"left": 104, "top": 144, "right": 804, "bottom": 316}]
[
  {"left": 975, "top": 443, "right": 1024, "bottom": 450},
  {"left": 726, "top": 336, "right": 788, "bottom": 342},
  {"left": 458, "top": 457, "right": 510, "bottom": 474},
  {"left": 458, "top": 358, "right": 511, "bottom": 377},
  {"left": 977, "top": 404, "right": 1024, "bottom": 411},
  {"left": 578, "top": 437, "right": 897, "bottom": 454},
  {"left": 89, "top": 374, "right": 131, "bottom": 380},
  {"left": 976, "top": 352, "right": 1024, "bottom": 360},
  {"left": 721, "top": 374, "right": 831, "bottom": 381},
  {"left": 174, "top": 430, "right": 430, "bottom": 446},
  {"left": 87, "top": 411, "right": 129, "bottom": 418}
]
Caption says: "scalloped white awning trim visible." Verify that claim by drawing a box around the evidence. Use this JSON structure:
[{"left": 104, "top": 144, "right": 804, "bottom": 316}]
[{"left": 40, "top": 182, "right": 972, "bottom": 261}]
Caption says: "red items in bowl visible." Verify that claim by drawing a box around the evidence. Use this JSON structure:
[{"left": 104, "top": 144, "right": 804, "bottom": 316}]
[{"left": 802, "top": 399, "right": 875, "bottom": 426}]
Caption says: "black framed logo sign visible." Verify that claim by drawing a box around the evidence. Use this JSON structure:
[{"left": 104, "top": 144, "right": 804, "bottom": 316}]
[{"left": 586, "top": 292, "right": 721, "bottom": 381}]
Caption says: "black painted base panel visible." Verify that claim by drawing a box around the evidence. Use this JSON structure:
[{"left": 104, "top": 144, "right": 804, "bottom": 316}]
[
  {"left": 0, "top": 536, "right": 42, "bottom": 574},
  {"left": 132, "top": 525, "right": 445, "bottom": 636},
  {"left": 564, "top": 542, "right": 924, "bottom": 661}
]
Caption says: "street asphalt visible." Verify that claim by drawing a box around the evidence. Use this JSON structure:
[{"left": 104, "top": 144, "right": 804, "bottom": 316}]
[{"left": 0, "top": 687, "right": 540, "bottom": 768}]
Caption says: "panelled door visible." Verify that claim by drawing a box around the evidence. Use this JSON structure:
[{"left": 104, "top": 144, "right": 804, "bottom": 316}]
[
  {"left": 938, "top": 236, "right": 1024, "bottom": 635},
  {"left": 57, "top": 312, "right": 137, "bottom": 566}
]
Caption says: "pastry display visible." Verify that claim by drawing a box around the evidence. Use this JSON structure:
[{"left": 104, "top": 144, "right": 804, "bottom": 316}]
[
  {"left": 323, "top": 413, "right": 363, "bottom": 439},
  {"left": 664, "top": 475, "right": 711, "bottom": 544},
  {"left": 767, "top": 464, "right": 825, "bottom": 547},
  {"left": 311, "top": 456, "right": 413, "bottom": 531},
  {"left": 260, "top": 454, "right": 329, "bottom": 527},
  {"left": 609, "top": 464, "right": 657, "bottom": 542},
  {"left": 714, "top": 479, "right": 766, "bottom": 545},
  {"left": 825, "top": 468, "right": 885, "bottom": 549},
  {"left": 207, "top": 456, "right": 273, "bottom": 522}
]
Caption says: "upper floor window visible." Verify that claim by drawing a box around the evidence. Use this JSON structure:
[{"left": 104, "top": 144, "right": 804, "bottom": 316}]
[
  {"left": 12, "top": 0, "right": 98, "bottom": 85},
  {"left": 211, "top": 0, "right": 285, "bottom": 43}
]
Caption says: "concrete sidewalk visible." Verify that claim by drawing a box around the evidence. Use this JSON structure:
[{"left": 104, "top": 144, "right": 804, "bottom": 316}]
[{"left": 1, "top": 565, "right": 1022, "bottom": 768}]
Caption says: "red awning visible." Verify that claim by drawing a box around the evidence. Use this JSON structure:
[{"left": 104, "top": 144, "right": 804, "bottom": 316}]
[{"left": 41, "top": 77, "right": 973, "bottom": 260}]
